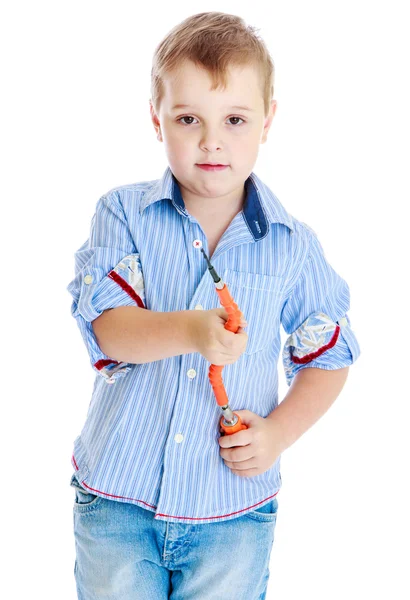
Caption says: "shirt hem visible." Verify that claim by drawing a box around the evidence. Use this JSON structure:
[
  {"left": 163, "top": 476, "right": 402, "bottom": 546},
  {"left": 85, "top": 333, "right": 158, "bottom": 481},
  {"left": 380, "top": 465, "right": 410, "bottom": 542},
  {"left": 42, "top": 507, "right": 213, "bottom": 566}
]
[{"left": 71, "top": 440, "right": 282, "bottom": 524}]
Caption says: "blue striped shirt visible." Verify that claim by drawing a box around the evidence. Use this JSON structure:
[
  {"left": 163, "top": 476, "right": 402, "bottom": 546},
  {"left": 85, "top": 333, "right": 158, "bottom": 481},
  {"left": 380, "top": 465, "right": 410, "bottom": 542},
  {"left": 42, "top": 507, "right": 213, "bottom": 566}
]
[{"left": 67, "top": 165, "right": 360, "bottom": 524}]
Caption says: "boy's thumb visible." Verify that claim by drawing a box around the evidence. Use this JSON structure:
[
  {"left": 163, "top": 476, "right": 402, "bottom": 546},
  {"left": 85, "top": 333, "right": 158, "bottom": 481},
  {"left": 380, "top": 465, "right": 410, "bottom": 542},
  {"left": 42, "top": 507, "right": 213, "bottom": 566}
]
[{"left": 216, "top": 307, "right": 229, "bottom": 321}]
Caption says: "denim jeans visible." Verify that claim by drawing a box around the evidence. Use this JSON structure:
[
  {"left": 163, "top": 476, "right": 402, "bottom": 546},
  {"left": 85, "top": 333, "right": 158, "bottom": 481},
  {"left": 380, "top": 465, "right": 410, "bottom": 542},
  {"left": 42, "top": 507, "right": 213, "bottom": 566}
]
[{"left": 70, "top": 472, "right": 278, "bottom": 600}]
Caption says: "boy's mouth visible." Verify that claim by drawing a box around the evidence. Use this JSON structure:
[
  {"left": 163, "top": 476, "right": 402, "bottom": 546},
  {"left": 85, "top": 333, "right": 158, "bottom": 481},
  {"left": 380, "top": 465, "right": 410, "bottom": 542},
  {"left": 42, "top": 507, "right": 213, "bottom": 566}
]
[
  {"left": 196, "top": 164, "right": 229, "bottom": 171},
  {"left": 197, "top": 162, "right": 227, "bottom": 165}
]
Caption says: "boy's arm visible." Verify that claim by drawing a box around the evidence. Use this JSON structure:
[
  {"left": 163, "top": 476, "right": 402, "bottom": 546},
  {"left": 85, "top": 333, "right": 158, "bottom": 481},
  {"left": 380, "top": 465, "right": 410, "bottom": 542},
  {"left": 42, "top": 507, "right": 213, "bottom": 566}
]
[
  {"left": 272, "top": 224, "right": 359, "bottom": 451},
  {"left": 266, "top": 366, "right": 349, "bottom": 452},
  {"left": 92, "top": 306, "right": 198, "bottom": 364},
  {"left": 67, "top": 192, "right": 149, "bottom": 382},
  {"left": 281, "top": 225, "right": 360, "bottom": 389}
]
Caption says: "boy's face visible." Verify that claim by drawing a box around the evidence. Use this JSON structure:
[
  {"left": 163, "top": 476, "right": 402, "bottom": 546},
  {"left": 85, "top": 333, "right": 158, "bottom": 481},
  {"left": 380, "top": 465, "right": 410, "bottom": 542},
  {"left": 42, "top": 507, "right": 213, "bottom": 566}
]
[{"left": 150, "top": 60, "right": 276, "bottom": 205}]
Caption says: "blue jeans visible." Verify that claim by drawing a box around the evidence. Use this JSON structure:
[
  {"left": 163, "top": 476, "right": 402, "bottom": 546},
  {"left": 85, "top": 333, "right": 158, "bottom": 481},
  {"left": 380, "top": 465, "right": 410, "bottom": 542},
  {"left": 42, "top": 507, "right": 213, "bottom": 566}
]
[{"left": 70, "top": 472, "right": 279, "bottom": 600}]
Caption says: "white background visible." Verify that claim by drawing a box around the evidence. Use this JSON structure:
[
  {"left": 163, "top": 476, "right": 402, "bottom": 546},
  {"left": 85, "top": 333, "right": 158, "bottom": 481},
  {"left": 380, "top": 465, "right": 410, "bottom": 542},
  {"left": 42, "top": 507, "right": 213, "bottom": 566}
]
[{"left": 2, "top": 1, "right": 409, "bottom": 598}]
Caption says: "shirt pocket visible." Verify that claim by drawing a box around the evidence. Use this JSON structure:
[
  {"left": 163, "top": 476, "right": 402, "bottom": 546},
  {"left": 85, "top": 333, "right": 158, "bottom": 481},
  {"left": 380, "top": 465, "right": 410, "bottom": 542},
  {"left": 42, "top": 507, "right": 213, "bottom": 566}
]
[{"left": 222, "top": 269, "right": 284, "bottom": 355}]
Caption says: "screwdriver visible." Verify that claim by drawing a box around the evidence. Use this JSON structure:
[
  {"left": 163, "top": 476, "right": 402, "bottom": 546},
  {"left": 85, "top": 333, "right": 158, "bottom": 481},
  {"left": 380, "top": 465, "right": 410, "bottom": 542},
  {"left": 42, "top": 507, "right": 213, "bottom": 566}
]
[{"left": 200, "top": 248, "right": 248, "bottom": 436}]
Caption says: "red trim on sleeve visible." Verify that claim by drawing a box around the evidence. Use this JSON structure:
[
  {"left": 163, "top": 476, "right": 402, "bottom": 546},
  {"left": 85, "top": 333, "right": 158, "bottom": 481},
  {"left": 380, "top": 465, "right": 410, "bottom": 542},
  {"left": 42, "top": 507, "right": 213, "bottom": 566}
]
[
  {"left": 108, "top": 270, "right": 146, "bottom": 308},
  {"left": 94, "top": 358, "right": 120, "bottom": 370},
  {"left": 291, "top": 325, "right": 340, "bottom": 364}
]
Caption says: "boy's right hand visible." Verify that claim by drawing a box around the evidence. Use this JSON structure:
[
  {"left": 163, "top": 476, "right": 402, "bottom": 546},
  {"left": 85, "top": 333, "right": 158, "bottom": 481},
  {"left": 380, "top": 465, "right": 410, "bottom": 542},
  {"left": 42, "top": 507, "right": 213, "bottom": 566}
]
[{"left": 189, "top": 308, "right": 248, "bottom": 365}]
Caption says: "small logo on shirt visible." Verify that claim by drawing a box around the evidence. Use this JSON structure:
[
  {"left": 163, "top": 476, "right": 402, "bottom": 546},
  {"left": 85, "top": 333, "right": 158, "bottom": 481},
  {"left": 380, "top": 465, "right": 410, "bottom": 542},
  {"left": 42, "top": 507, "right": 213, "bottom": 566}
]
[{"left": 253, "top": 220, "right": 261, "bottom": 233}]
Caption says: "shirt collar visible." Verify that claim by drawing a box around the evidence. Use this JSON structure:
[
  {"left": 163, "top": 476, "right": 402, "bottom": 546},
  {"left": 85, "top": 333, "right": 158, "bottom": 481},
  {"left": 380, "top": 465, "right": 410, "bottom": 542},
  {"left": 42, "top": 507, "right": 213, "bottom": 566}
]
[{"left": 139, "top": 166, "right": 294, "bottom": 239}]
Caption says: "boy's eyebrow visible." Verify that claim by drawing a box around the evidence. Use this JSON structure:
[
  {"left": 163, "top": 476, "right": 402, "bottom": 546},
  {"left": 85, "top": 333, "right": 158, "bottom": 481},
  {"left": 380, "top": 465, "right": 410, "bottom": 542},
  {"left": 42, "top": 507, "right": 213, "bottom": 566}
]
[{"left": 171, "top": 104, "right": 254, "bottom": 112}]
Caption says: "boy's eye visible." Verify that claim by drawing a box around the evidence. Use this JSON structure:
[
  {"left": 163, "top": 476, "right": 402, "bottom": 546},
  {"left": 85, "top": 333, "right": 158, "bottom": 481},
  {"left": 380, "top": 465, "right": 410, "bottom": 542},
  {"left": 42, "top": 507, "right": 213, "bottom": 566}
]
[{"left": 177, "top": 116, "right": 245, "bottom": 126}]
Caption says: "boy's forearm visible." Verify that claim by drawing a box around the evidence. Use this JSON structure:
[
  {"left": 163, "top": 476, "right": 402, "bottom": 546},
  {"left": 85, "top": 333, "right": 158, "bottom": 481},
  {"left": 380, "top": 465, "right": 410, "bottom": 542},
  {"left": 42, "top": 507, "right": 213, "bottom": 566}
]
[
  {"left": 267, "top": 366, "right": 350, "bottom": 453},
  {"left": 92, "top": 306, "right": 198, "bottom": 364}
]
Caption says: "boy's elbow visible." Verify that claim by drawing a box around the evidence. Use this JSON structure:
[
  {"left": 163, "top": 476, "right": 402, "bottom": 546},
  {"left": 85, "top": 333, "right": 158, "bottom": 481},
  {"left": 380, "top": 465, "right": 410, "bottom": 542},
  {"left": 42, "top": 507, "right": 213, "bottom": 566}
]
[{"left": 92, "top": 310, "right": 116, "bottom": 358}]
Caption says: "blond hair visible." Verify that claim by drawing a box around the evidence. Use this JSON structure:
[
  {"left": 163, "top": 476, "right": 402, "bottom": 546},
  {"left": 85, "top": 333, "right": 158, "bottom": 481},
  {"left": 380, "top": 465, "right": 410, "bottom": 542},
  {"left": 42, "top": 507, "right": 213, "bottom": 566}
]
[{"left": 150, "top": 11, "right": 274, "bottom": 117}]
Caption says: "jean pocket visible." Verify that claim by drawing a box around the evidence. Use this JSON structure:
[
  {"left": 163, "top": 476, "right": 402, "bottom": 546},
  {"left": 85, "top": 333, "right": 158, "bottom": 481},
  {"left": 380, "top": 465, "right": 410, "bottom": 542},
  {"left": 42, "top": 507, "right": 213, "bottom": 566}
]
[
  {"left": 70, "top": 473, "right": 103, "bottom": 511},
  {"left": 244, "top": 497, "right": 279, "bottom": 522}
]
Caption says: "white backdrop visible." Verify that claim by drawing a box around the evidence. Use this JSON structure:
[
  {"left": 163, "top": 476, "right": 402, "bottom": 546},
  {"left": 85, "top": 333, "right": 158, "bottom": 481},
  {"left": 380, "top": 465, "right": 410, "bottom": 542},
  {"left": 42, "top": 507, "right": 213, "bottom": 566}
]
[{"left": 2, "top": 1, "right": 408, "bottom": 598}]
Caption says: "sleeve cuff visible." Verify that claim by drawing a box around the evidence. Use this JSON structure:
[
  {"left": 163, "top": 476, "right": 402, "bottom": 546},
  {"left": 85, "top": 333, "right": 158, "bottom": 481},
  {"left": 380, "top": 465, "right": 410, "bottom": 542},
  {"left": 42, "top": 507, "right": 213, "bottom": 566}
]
[
  {"left": 72, "top": 253, "right": 146, "bottom": 321},
  {"left": 70, "top": 253, "right": 146, "bottom": 383},
  {"left": 282, "top": 311, "right": 360, "bottom": 386}
]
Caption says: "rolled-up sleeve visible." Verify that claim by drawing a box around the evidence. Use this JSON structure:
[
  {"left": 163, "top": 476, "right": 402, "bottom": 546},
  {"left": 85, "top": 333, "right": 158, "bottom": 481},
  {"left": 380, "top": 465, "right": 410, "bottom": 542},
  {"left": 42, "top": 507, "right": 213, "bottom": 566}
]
[
  {"left": 66, "top": 192, "right": 146, "bottom": 383},
  {"left": 281, "top": 227, "right": 360, "bottom": 387}
]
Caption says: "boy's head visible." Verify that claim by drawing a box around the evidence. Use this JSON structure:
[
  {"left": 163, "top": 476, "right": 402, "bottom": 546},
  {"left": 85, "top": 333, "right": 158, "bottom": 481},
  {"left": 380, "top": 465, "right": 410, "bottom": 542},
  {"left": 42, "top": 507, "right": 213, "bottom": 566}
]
[{"left": 149, "top": 12, "right": 277, "bottom": 206}]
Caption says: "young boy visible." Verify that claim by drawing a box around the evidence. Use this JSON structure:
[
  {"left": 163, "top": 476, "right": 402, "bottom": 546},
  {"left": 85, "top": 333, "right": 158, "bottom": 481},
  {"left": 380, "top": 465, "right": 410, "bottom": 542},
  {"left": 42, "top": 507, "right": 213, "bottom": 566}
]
[{"left": 67, "top": 11, "right": 360, "bottom": 600}]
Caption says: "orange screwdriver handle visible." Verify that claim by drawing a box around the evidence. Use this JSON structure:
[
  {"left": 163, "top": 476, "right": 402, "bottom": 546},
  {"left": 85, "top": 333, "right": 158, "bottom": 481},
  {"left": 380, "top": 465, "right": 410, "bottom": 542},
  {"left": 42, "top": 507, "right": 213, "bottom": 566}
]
[
  {"left": 208, "top": 282, "right": 248, "bottom": 435},
  {"left": 216, "top": 284, "right": 242, "bottom": 333}
]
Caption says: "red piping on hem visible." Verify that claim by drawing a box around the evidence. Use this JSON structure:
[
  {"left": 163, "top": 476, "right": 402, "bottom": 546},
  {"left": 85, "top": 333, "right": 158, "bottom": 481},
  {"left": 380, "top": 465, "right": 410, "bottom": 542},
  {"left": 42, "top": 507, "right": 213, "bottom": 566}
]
[
  {"left": 107, "top": 270, "right": 146, "bottom": 308},
  {"left": 80, "top": 480, "right": 157, "bottom": 508},
  {"left": 154, "top": 492, "right": 279, "bottom": 521},
  {"left": 71, "top": 454, "right": 278, "bottom": 521},
  {"left": 291, "top": 325, "right": 340, "bottom": 364}
]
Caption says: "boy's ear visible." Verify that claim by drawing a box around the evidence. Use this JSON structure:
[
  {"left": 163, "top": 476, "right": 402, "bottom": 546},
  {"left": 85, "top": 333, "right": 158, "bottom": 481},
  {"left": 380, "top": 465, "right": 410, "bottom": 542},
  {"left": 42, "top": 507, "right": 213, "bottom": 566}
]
[
  {"left": 149, "top": 100, "right": 162, "bottom": 141},
  {"left": 260, "top": 100, "right": 277, "bottom": 144}
]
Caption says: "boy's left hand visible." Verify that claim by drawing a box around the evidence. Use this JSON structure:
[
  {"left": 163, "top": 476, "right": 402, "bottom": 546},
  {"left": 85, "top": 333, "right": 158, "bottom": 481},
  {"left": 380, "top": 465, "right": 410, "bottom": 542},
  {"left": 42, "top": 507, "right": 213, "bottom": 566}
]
[{"left": 218, "top": 410, "right": 283, "bottom": 478}]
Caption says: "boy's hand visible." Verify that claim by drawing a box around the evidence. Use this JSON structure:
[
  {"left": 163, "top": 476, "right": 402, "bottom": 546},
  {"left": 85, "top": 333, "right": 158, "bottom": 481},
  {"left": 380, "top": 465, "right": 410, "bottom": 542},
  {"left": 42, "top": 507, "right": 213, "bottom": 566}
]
[
  {"left": 190, "top": 308, "right": 248, "bottom": 366},
  {"left": 218, "top": 410, "right": 283, "bottom": 477}
]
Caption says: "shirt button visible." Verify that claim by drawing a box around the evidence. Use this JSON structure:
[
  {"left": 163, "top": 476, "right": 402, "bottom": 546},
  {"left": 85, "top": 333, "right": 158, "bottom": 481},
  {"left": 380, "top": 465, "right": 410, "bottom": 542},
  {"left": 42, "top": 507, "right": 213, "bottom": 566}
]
[
  {"left": 84, "top": 275, "right": 93, "bottom": 284},
  {"left": 174, "top": 433, "right": 184, "bottom": 443},
  {"left": 106, "top": 377, "right": 115, "bottom": 384},
  {"left": 193, "top": 239, "right": 202, "bottom": 249},
  {"left": 187, "top": 368, "right": 196, "bottom": 379},
  {"left": 194, "top": 304, "right": 203, "bottom": 310}
]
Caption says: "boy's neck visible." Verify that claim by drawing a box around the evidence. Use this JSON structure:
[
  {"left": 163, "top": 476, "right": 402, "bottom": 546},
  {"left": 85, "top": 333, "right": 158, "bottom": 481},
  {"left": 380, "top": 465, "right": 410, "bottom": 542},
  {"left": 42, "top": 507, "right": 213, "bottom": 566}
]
[{"left": 182, "top": 186, "right": 246, "bottom": 223}]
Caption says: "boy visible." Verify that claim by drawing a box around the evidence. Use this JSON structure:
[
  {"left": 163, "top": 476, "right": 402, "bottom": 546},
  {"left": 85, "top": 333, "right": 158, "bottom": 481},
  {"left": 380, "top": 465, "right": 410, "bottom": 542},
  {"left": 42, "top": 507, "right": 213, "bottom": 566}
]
[{"left": 67, "top": 11, "right": 360, "bottom": 600}]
